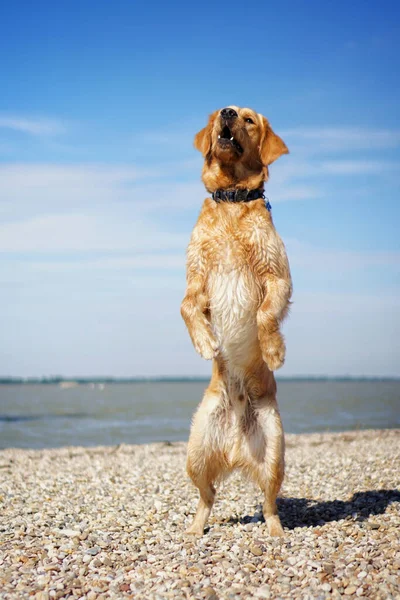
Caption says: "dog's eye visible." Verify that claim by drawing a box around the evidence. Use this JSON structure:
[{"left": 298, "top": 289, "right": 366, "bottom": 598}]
[{"left": 245, "top": 118, "right": 254, "bottom": 124}]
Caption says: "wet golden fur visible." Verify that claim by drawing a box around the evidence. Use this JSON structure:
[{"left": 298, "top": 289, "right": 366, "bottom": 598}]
[{"left": 181, "top": 106, "right": 292, "bottom": 536}]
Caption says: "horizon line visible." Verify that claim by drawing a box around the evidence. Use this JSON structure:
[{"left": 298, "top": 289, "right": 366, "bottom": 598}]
[{"left": 1, "top": 375, "right": 399, "bottom": 383}]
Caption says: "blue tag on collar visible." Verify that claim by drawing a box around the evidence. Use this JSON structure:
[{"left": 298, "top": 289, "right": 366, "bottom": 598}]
[{"left": 265, "top": 200, "right": 272, "bottom": 212}]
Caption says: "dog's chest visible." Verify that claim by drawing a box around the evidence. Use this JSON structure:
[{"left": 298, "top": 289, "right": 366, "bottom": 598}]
[{"left": 204, "top": 224, "right": 266, "bottom": 360}]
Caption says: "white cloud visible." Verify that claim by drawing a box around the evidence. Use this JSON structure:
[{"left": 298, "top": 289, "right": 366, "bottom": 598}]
[
  {"left": 282, "top": 126, "right": 400, "bottom": 151},
  {"left": 267, "top": 182, "right": 322, "bottom": 202},
  {"left": 0, "top": 213, "right": 187, "bottom": 252},
  {"left": 0, "top": 163, "right": 140, "bottom": 190},
  {"left": 318, "top": 159, "right": 400, "bottom": 175},
  {"left": 30, "top": 254, "right": 185, "bottom": 271},
  {"left": 287, "top": 239, "right": 400, "bottom": 271},
  {"left": 0, "top": 163, "right": 206, "bottom": 221},
  {"left": 0, "top": 115, "right": 66, "bottom": 136},
  {"left": 271, "top": 157, "right": 399, "bottom": 185}
]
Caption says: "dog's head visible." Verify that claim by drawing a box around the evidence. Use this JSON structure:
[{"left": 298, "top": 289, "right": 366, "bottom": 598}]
[{"left": 194, "top": 106, "right": 288, "bottom": 189}]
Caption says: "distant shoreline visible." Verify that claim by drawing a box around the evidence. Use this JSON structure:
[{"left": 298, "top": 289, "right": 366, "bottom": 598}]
[{"left": 1, "top": 376, "right": 399, "bottom": 384}]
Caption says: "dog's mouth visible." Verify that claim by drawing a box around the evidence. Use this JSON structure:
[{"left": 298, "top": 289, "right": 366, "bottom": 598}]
[{"left": 218, "top": 125, "right": 243, "bottom": 154}]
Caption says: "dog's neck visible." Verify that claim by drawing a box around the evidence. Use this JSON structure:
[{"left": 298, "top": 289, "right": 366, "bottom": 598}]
[
  {"left": 211, "top": 188, "right": 265, "bottom": 204},
  {"left": 202, "top": 158, "right": 268, "bottom": 194}
]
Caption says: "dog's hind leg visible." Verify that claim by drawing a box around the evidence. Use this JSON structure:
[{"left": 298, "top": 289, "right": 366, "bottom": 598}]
[
  {"left": 250, "top": 401, "right": 285, "bottom": 537},
  {"left": 186, "top": 381, "right": 227, "bottom": 535},
  {"left": 185, "top": 474, "right": 216, "bottom": 536},
  {"left": 261, "top": 463, "right": 285, "bottom": 537}
]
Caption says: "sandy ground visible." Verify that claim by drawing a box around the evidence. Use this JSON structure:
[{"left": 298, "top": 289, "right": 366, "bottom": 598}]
[{"left": 0, "top": 429, "right": 399, "bottom": 599}]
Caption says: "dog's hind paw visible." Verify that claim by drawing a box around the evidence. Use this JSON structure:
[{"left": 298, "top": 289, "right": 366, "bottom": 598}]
[
  {"left": 185, "top": 524, "right": 204, "bottom": 536},
  {"left": 265, "top": 516, "right": 285, "bottom": 537}
]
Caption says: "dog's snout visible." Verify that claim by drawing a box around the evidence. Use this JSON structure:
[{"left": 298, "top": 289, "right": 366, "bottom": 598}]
[{"left": 220, "top": 107, "right": 238, "bottom": 120}]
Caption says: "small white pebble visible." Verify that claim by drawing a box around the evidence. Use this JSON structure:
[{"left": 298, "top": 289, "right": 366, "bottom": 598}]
[{"left": 358, "top": 571, "right": 367, "bottom": 579}]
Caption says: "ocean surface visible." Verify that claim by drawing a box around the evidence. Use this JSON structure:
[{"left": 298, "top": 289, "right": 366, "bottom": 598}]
[{"left": 0, "top": 381, "right": 399, "bottom": 449}]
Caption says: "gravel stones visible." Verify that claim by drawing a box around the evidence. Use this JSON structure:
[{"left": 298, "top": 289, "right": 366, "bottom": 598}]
[
  {"left": 0, "top": 429, "right": 399, "bottom": 599},
  {"left": 250, "top": 545, "right": 263, "bottom": 557}
]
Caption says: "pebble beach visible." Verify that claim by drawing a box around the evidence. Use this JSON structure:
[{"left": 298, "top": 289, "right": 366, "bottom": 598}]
[{"left": 1, "top": 429, "right": 399, "bottom": 600}]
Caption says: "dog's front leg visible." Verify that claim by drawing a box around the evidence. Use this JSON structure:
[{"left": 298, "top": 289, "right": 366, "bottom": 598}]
[
  {"left": 257, "top": 276, "right": 292, "bottom": 371},
  {"left": 255, "top": 233, "right": 292, "bottom": 371},
  {"left": 181, "top": 277, "right": 218, "bottom": 361}
]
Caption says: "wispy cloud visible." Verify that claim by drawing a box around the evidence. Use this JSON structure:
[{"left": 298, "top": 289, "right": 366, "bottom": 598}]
[
  {"left": 0, "top": 115, "right": 66, "bottom": 136},
  {"left": 271, "top": 158, "right": 400, "bottom": 183},
  {"left": 0, "top": 163, "right": 206, "bottom": 225},
  {"left": 28, "top": 254, "right": 185, "bottom": 271},
  {"left": 266, "top": 182, "right": 323, "bottom": 202},
  {"left": 282, "top": 126, "right": 400, "bottom": 152},
  {"left": 318, "top": 159, "right": 400, "bottom": 175},
  {"left": 0, "top": 163, "right": 140, "bottom": 189},
  {"left": 0, "top": 213, "right": 188, "bottom": 253},
  {"left": 287, "top": 239, "right": 400, "bottom": 271}
]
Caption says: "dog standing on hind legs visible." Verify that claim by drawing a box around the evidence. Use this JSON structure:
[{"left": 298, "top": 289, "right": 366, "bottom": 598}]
[{"left": 181, "top": 106, "right": 292, "bottom": 537}]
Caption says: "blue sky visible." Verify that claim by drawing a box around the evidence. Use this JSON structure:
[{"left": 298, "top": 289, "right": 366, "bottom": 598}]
[{"left": 1, "top": 0, "right": 399, "bottom": 377}]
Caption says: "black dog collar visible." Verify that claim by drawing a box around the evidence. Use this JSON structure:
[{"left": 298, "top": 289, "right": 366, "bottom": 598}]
[{"left": 212, "top": 188, "right": 265, "bottom": 203}]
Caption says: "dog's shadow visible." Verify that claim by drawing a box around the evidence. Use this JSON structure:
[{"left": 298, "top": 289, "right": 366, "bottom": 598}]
[{"left": 225, "top": 489, "right": 400, "bottom": 529}]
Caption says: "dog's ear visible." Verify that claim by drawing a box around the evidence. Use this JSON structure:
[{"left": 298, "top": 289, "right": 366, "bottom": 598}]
[
  {"left": 259, "top": 116, "right": 289, "bottom": 166},
  {"left": 194, "top": 111, "right": 218, "bottom": 156}
]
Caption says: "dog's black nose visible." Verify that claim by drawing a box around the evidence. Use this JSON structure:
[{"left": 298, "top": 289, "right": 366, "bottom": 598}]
[{"left": 221, "top": 107, "right": 238, "bottom": 120}]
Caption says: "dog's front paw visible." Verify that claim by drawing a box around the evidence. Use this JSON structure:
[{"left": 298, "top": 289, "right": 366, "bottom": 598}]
[
  {"left": 261, "top": 332, "right": 286, "bottom": 371},
  {"left": 194, "top": 331, "right": 219, "bottom": 360}
]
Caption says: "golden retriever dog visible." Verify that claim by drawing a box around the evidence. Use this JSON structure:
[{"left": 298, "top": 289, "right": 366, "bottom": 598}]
[{"left": 181, "top": 106, "right": 292, "bottom": 537}]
